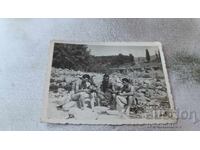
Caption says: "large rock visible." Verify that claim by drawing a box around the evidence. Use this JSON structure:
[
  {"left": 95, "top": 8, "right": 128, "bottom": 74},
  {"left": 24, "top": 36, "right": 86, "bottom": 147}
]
[
  {"left": 94, "top": 106, "right": 109, "bottom": 114},
  {"left": 62, "top": 101, "right": 76, "bottom": 111}
]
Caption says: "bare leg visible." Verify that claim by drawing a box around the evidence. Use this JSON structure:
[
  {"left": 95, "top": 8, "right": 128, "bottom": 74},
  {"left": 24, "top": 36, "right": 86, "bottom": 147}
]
[
  {"left": 79, "top": 95, "right": 86, "bottom": 110},
  {"left": 71, "top": 93, "right": 82, "bottom": 109},
  {"left": 116, "top": 96, "right": 126, "bottom": 115},
  {"left": 90, "top": 93, "right": 95, "bottom": 112},
  {"left": 96, "top": 93, "right": 104, "bottom": 106},
  {"left": 125, "top": 96, "right": 134, "bottom": 115}
]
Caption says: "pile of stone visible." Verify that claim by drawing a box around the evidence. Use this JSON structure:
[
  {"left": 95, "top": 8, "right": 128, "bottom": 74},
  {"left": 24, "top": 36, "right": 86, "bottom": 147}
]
[{"left": 49, "top": 68, "right": 170, "bottom": 118}]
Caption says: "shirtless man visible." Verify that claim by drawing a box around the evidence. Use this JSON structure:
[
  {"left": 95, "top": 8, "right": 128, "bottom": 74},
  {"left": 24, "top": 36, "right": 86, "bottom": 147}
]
[
  {"left": 71, "top": 74, "right": 96, "bottom": 110},
  {"left": 115, "top": 78, "right": 135, "bottom": 116},
  {"left": 99, "top": 74, "right": 115, "bottom": 109}
]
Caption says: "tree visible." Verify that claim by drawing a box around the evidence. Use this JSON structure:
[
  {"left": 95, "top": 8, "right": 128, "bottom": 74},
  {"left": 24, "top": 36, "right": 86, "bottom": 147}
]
[
  {"left": 129, "top": 54, "right": 135, "bottom": 65},
  {"left": 155, "top": 50, "right": 159, "bottom": 61},
  {"left": 52, "top": 43, "right": 91, "bottom": 71},
  {"left": 145, "top": 49, "right": 150, "bottom": 63},
  {"left": 117, "top": 53, "right": 124, "bottom": 64},
  {"left": 158, "top": 50, "right": 161, "bottom": 62}
]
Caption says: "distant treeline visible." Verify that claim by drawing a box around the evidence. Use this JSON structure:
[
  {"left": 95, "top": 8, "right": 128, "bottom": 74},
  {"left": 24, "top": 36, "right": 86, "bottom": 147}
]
[{"left": 52, "top": 43, "right": 160, "bottom": 73}]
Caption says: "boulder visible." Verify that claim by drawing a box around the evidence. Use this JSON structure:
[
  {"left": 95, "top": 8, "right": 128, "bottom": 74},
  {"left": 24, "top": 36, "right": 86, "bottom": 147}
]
[{"left": 62, "top": 101, "right": 77, "bottom": 111}]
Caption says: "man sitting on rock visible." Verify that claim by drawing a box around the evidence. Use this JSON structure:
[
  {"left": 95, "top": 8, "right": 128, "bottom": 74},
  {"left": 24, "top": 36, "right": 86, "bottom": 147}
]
[
  {"left": 70, "top": 74, "right": 96, "bottom": 111},
  {"left": 99, "top": 74, "right": 116, "bottom": 109},
  {"left": 115, "top": 78, "right": 135, "bottom": 116}
]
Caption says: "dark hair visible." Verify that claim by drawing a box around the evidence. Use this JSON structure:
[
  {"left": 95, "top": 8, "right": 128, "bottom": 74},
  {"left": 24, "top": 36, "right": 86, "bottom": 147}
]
[
  {"left": 103, "top": 73, "right": 109, "bottom": 78},
  {"left": 82, "top": 74, "right": 90, "bottom": 79},
  {"left": 122, "top": 78, "right": 130, "bottom": 83}
]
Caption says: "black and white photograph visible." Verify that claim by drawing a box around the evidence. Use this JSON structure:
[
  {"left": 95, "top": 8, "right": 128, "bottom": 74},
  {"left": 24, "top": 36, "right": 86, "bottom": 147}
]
[{"left": 42, "top": 42, "right": 176, "bottom": 124}]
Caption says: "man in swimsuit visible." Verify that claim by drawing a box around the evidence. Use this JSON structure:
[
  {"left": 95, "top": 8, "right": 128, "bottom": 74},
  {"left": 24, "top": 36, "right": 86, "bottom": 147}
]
[
  {"left": 99, "top": 74, "right": 116, "bottom": 109},
  {"left": 71, "top": 74, "right": 96, "bottom": 110},
  {"left": 115, "top": 78, "right": 135, "bottom": 116}
]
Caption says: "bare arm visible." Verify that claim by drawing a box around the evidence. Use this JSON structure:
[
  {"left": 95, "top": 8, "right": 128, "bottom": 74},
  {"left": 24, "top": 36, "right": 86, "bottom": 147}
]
[
  {"left": 119, "top": 92, "right": 134, "bottom": 96},
  {"left": 119, "top": 86, "right": 134, "bottom": 96},
  {"left": 74, "top": 81, "right": 90, "bottom": 93},
  {"left": 76, "top": 89, "right": 90, "bottom": 93}
]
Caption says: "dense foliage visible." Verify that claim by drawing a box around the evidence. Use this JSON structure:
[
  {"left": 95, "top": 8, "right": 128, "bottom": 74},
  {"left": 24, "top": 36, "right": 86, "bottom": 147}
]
[{"left": 52, "top": 43, "right": 136, "bottom": 73}]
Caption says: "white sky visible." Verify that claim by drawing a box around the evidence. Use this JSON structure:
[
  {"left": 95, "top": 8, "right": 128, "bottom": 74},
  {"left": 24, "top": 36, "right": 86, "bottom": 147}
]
[{"left": 88, "top": 45, "right": 158, "bottom": 57}]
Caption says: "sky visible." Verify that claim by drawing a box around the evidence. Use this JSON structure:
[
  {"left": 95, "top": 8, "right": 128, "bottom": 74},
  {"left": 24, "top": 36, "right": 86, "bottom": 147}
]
[{"left": 88, "top": 45, "right": 159, "bottom": 57}]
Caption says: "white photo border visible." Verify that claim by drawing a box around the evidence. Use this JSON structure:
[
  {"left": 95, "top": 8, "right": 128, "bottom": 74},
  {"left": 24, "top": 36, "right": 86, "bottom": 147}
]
[{"left": 41, "top": 41, "right": 177, "bottom": 125}]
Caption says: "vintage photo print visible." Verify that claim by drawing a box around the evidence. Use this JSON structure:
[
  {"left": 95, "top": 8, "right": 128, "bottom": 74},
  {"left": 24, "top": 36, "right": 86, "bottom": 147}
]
[{"left": 42, "top": 41, "right": 177, "bottom": 124}]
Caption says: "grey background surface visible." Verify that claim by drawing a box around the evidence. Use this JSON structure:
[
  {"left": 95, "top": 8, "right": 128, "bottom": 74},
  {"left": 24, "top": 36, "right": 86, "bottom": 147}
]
[{"left": 0, "top": 19, "right": 200, "bottom": 130}]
